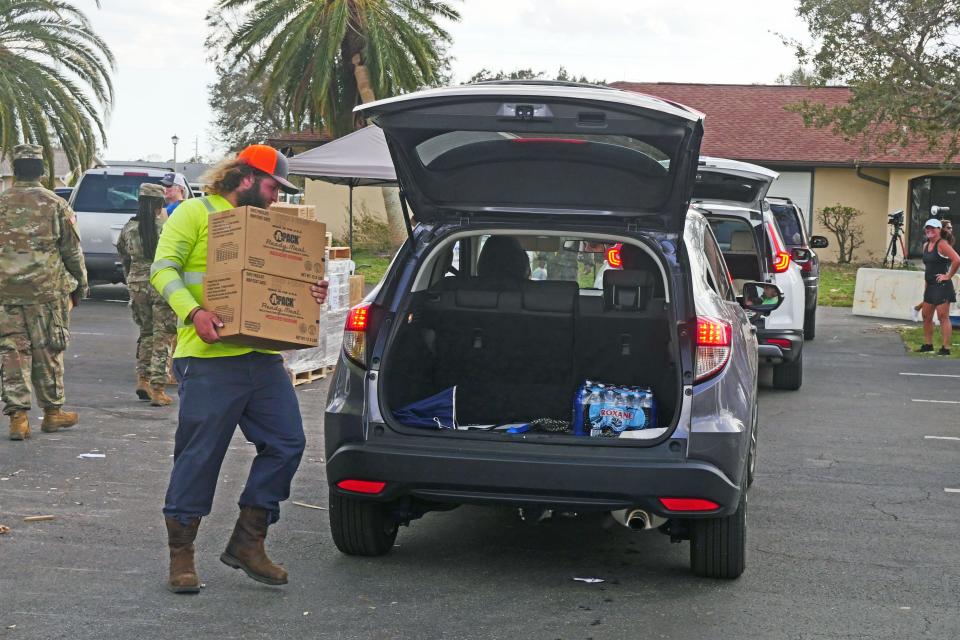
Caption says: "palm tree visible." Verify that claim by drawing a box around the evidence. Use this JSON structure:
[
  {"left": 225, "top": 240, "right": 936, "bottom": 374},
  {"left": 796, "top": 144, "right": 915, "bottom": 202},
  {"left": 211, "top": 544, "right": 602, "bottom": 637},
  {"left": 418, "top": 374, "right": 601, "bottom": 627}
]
[
  {"left": 0, "top": 0, "right": 115, "bottom": 184},
  {"left": 211, "top": 0, "right": 460, "bottom": 243}
]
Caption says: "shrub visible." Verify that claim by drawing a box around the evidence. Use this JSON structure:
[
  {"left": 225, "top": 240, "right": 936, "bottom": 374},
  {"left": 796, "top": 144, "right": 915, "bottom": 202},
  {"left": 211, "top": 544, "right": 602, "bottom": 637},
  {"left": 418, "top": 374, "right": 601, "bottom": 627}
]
[
  {"left": 817, "top": 204, "right": 865, "bottom": 264},
  {"left": 340, "top": 203, "right": 392, "bottom": 254}
]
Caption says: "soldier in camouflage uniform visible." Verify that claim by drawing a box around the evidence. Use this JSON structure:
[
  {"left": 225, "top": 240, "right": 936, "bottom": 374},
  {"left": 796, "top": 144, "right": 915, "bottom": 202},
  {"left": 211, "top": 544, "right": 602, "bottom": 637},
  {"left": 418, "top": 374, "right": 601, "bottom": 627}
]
[
  {"left": 116, "top": 182, "right": 176, "bottom": 406},
  {"left": 0, "top": 144, "right": 88, "bottom": 440}
]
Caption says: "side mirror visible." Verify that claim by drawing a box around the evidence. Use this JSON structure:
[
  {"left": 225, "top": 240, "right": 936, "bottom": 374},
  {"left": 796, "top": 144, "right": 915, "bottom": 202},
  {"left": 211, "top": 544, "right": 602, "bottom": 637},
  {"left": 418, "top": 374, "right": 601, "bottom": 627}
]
[
  {"left": 791, "top": 247, "right": 812, "bottom": 263},
  {"left": 809, "top": 235, "right": 829, "bottom": 249},
  {"left": 740, "top": 281, "right": 784, "bottom": 315}
]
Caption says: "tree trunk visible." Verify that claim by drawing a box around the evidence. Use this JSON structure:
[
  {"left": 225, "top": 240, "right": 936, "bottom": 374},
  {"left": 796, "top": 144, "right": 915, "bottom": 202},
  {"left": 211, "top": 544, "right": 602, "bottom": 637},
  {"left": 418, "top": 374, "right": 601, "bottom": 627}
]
[{"left": 351, "top": 53, "right": 407, "bottom": 248}]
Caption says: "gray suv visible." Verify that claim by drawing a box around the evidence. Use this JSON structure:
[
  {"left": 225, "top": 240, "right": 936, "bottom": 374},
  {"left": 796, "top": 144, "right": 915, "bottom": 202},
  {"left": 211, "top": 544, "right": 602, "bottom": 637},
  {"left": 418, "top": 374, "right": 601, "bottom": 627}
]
[
  {"left": 323, "top": 82, "right": 781, "bottom": 579},
  {"left": 69, "top": 166, "right": 192, "bottom": 284}
]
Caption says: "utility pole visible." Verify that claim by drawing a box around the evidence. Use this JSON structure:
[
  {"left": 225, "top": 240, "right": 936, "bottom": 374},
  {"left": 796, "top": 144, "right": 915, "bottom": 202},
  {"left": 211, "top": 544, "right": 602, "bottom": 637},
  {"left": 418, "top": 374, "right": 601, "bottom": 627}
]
[{"left": 194, "top": 136, "right": 199, "bottom": 163}]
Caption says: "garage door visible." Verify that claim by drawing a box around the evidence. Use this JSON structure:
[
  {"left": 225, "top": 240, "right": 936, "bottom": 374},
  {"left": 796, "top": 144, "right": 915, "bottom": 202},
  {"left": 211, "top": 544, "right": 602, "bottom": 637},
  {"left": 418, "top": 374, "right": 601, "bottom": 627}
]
[{"left": 768, "top": 171, "right": 813, "bottom": 231}]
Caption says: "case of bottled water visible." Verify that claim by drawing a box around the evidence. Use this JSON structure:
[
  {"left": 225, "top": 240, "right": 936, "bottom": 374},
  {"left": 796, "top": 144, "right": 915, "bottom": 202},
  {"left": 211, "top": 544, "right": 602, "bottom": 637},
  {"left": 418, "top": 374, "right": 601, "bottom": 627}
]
[{"left": 572, "top": 380, "right": 657, "bottom": 438}]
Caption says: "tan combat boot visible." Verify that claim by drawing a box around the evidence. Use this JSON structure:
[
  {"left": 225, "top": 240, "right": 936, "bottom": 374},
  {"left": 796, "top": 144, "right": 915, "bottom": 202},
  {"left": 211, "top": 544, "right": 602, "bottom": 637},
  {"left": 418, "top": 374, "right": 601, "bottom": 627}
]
[
  {"left": 220, "top": 506, "right": 288, "bottom": 585},
  {"left": 41, "top": 408, "right": 78, "bottom": 433},
  {"left": 149, "top": 385, "right": 173, "bottom": 407},
  {"left": 136, "top": 377, "right": 151, "bottom": 400},
  {"left": 165, "top": 516, "right": 201, "bottom": 594},
  {"left": 9, "top": 411, "right": 30, "bottom": 441}
]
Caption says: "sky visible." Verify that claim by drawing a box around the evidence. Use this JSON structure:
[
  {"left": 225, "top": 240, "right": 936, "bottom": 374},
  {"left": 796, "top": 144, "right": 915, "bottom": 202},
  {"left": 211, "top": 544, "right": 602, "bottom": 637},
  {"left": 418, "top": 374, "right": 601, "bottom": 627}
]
[{"left": 87, "top": 0, "right": 811, "bottom": 162}]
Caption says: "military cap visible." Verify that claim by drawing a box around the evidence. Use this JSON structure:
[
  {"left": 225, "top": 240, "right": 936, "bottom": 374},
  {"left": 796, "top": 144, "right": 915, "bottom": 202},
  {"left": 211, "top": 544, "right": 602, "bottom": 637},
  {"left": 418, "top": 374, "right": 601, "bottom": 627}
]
[
  {"left": 139, "top": 182, "right": 165, "bottom": 199},
  {"left": 13, "top": 144, "right": 43, "bottom": 161}
]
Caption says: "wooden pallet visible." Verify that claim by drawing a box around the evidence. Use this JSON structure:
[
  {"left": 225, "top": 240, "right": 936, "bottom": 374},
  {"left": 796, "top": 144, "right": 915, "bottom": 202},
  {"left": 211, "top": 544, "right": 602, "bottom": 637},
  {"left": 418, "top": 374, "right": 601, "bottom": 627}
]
[{"left": 289, "top": 366, "right": 328, "bottom": 387}]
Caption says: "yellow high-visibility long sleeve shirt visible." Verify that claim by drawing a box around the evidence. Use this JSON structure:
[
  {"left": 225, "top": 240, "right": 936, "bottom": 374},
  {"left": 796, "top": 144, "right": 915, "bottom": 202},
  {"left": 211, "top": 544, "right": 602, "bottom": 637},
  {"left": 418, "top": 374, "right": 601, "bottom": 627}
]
[{"left": 150, "top": 194, "right": 274, "bottom": 358}]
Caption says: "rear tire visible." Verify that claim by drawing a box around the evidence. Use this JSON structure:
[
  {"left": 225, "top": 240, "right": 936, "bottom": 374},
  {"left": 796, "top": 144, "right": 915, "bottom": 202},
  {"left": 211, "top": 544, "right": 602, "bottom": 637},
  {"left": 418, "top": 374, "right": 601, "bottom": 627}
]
[
  {"left": 329, "top": 491, "right": 399, "bottom": 556},
  {"left": 804, "top": 307, "right": 817, "bottom": 341},
  {"left": 690, "top": 491, "right": 747, "bottom": 579},
  {"left": 772, "top": 350, "right": 803, "bottom": 390}
]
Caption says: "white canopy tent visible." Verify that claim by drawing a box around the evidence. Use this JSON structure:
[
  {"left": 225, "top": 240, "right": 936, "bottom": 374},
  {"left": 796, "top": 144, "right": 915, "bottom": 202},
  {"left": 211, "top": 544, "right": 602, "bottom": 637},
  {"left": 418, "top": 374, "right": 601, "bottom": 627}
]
[{"left": 287, "top": 126, "right": 397, "bottom": 250}]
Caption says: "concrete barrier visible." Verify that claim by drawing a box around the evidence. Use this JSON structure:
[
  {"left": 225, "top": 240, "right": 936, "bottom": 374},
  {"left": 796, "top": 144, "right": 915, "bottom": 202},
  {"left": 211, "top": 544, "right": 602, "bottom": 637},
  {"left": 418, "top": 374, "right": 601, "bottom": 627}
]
[{"left": 853, "top": 267, "right": 959, "bottom": 321}]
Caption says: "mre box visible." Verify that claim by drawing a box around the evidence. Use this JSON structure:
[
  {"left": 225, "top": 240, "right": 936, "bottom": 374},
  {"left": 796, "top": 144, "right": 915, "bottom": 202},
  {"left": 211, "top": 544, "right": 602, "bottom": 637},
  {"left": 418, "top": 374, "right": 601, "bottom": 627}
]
[
  {"left": 268, "top": 202, "right": 317, "bottom": 221},
  {"left": 207, "top": 206, "right": 327, "bottom": 282},
  {"left": 203, "top": 270, "right": 321, "bottom": 351}
]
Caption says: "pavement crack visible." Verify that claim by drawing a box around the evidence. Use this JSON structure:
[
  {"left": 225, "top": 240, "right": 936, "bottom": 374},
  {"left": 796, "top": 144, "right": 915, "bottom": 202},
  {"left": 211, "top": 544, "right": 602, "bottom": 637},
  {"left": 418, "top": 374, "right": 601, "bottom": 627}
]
[
  {"left": 754, "top": 546, "right": 904, "bottom": 571},
  {"left": 866, "top": 500, "right": 899, "bottom": 521}
]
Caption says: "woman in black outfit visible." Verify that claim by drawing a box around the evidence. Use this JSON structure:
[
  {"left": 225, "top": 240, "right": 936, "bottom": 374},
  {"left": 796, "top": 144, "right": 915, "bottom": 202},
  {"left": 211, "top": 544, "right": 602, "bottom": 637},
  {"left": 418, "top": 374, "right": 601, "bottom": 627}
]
[{"left": 918, "top": 218, "right": 960, "bottom": 355}]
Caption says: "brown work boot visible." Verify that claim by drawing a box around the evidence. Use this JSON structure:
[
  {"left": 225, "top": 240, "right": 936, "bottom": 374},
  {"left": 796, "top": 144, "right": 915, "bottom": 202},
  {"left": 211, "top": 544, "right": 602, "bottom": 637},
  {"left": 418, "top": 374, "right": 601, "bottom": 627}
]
[
  {"left": 165, "top": 516, "right": 201, "bottom": 594},
  {"left": 220, "top": 506, "right": 288, "bottom": 585},
  {"left": 149, "top": 385, "right": 173, "bottom": 407},
  {"left": 136, "top": 377, "right": 151, "bottom": 400},
  {"left": 9, "top": 411, "right": 30, "bottom": 441},
  {"left": 41, "top": 408, "right": 78, "bottom": 433}
]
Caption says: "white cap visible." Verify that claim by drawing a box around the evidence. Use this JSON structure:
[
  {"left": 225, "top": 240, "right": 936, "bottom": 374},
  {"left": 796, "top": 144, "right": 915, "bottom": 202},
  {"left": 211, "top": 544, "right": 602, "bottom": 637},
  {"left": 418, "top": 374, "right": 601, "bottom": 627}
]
[{"left": 924, "top": 218, "right": 942, "bottom": 229}]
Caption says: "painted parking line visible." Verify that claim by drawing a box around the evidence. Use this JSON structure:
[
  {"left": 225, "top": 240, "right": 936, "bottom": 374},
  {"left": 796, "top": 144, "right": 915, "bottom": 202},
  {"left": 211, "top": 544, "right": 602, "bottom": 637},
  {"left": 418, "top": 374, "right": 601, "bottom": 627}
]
[
  {"left": 925, "top": 436, "right": 960, "bottom": 441},
  {"left": 901, "top": 372, "right": 960, "bottom": 379},
  {"left": 945, "top": 488, "right": 960, "bottom": 494},
  {"left": 912, "top": 399, "right": 960, "bottom": 405}
]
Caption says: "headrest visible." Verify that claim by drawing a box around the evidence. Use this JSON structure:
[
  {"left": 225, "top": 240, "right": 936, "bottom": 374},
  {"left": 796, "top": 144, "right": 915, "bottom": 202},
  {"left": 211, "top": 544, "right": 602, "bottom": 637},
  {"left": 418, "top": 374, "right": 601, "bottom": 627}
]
[
  {"left": 603, "top": 269, "right": 654, "bottom": 311},
  {"left": 477, "top": 236, "right": 529, "bottom": 281},
  {"left": 729, "top": 230, "right": 755, "bottom": 253}
]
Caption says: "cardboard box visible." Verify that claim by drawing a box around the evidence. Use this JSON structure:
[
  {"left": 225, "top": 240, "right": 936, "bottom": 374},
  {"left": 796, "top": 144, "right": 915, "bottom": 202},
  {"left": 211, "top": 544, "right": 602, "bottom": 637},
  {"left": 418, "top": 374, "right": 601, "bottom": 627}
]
[
  {"left": 328, "top": 246, "right": 351, "bottom": 260},
  {"left": 203, "top": 270, "right": 321, "bottom": 351},
  {"left": 269, "top": 203, "right": 316, "bottom": 221},
  {"left": 349, "top": 274, "right": 365, "bottom": 307},
  {"left": 207, "top": 206, "right": 327, "bottom": 282}
]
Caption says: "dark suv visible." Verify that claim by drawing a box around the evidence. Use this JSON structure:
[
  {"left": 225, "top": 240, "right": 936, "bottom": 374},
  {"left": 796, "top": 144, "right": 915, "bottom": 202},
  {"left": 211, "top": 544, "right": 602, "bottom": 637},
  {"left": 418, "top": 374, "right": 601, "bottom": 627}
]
[
  {"left": 324, "top": 83, "right": 781, "bottom": 579},
  {"left": 766, "top": 197, "right": 829, "bottom": 340}
]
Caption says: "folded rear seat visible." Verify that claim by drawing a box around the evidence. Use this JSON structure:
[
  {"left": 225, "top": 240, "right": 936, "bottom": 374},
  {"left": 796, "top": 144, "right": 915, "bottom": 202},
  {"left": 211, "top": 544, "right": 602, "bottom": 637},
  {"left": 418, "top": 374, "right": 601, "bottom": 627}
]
[{"left": 424, "top": 277, "right": 579, "bottom": 424}]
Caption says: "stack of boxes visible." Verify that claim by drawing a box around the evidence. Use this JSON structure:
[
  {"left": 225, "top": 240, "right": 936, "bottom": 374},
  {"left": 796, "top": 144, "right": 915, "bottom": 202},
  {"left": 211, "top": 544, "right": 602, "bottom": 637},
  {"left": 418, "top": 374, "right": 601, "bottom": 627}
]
[{"left": 203, "top": 205, "right": 327, "bottom": 351}]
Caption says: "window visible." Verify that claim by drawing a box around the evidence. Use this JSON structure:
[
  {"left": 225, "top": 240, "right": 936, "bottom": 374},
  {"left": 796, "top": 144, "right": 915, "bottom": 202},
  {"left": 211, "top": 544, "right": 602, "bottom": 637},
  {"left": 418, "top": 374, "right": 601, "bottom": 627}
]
[
  {"left": 702, "top": 228, "right": 734, "bottom": 300},
  {"left": 769, "top": 203, "right": 805, "bottom": 248},
  {"left": 73, "top": 175, "right": 162, "bottom": 214}
]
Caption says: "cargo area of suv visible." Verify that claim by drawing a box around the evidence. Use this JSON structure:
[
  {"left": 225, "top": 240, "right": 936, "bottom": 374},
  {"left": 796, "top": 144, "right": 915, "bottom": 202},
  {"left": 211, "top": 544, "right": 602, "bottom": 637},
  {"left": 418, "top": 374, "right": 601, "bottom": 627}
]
[{"left": 380, "top": 233, "right": 680, "bottom": 438}]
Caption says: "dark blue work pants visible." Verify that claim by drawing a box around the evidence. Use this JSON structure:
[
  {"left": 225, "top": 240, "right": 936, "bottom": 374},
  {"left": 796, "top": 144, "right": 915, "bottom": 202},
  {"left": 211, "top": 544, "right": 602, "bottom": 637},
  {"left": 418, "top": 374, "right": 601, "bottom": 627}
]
[{"left": 163, "top": 352, "right": 305, "bottom": 526}]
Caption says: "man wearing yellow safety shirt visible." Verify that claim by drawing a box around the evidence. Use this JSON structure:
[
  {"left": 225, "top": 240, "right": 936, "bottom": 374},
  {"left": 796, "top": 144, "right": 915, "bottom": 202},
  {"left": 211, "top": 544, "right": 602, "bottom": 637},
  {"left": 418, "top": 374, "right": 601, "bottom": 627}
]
[{"left": 150, "top": 145, "right": 329, "bottom": 594}]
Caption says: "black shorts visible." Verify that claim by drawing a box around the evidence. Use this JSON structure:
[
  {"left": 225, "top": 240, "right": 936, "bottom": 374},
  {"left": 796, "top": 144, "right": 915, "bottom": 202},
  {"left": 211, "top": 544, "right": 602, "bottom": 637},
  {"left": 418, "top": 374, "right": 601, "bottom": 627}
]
[{"left": 924, "top": 280, "right": 957, "bottom": 305}]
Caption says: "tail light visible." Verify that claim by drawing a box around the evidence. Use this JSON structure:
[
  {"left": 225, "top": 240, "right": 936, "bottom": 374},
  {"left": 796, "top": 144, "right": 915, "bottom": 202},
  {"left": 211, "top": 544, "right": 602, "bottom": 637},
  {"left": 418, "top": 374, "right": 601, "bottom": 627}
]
[
  {"left": 606, "top": 244, "right": 623, "bottom": 268},
  {"left": 695, "top": 316, "right": 732, "bottom": 383},
  {"left": 343, "top": 303, "right": 371, "bottom": 366},
  {"left": 767, "top": 222, "right": 792, "bottom": 273}
]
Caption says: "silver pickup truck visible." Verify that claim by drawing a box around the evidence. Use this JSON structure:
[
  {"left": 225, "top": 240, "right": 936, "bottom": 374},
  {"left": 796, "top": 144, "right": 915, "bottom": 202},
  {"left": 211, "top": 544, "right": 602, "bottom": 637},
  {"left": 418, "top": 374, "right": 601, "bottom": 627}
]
[{"left": 68, "top": 166, "right": 192, "bottom": 284}]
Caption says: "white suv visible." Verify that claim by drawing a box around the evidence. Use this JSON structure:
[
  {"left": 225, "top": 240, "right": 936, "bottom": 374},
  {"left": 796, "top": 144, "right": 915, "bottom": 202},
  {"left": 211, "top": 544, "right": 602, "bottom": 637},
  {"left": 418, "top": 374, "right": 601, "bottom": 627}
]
[
  {"left": 68, "top": 166, "right": 193, "bottom": 284},
  {"left": 692, "top": 157, "right": 806, "bottom": 390}
]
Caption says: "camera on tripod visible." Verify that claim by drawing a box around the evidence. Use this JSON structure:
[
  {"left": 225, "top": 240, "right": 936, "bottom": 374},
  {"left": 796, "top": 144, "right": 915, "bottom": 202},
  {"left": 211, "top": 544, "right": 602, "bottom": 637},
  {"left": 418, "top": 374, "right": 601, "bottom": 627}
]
[{"left": 888, "top": 209, "right": 904, "bottom": 227}]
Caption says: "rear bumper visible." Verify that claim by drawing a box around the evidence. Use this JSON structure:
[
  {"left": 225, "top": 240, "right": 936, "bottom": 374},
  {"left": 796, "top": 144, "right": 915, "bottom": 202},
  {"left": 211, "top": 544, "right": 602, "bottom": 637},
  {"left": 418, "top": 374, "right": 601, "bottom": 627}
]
[
  {"left": 84, "top": 252, "right": 125, "bottom": 284},
  {"left": 756, "top": 328, "right": 803, "bottom": 364},
  {"left": 325, "top": 436, "right": 742, "bottom": 518}
]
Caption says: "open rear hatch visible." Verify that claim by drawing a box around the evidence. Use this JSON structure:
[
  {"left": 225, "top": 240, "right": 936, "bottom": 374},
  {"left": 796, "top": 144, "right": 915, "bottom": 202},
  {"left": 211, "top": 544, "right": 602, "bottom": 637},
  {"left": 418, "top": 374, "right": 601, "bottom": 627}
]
[
  {"left": 692, "top": 156, "right": 779, "bottom": 210},
  {"left": 356, "top": 83, "right": 704, "bottom": 234}
]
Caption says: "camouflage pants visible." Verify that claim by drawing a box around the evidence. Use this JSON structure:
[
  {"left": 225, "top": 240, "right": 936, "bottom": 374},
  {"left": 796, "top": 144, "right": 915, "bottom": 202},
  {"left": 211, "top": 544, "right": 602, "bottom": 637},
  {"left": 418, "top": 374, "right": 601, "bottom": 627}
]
[
  {"left": 0, "top": 298, "right": 70, "bottom": 415},
  {"left": 128, "top": 282, "right": 177, "bottom": 385}
]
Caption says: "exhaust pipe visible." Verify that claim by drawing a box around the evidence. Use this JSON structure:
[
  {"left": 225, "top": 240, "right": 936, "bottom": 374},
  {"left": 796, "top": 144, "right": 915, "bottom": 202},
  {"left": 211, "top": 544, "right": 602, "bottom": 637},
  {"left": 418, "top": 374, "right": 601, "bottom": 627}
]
[{"left": 609, "top": 508, "right": 666, "bottom": 531}]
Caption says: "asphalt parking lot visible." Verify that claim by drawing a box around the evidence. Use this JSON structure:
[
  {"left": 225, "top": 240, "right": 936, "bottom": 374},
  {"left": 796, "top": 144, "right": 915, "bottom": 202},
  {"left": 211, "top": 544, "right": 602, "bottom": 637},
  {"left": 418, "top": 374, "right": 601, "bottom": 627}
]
[{"left": 2, "top": 290, "right": 959, "bottom": 640}]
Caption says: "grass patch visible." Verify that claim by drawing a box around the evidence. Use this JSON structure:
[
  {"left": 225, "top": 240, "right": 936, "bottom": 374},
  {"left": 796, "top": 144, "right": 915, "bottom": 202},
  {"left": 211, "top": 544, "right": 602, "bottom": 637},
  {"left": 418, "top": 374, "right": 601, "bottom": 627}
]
[
  {"left": 818, "top": 263, "right": 859, "bottom": 307},
  {"left": 897, "top": 324, "right": 960, "bottom": 358},
  {"left": 351, "top": 248, "right": 393, "bottom": 286}
]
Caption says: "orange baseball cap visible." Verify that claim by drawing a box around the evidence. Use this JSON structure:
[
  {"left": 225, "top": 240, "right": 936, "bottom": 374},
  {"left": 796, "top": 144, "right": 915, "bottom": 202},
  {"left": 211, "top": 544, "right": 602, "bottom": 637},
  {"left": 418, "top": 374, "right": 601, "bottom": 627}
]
[{"left": 237, "top": 144, "right": 299, "bottom": 194}]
